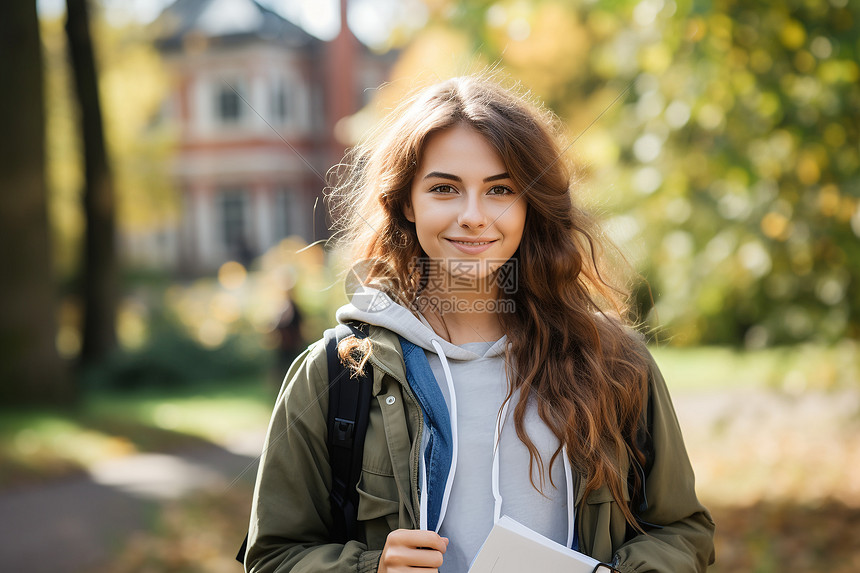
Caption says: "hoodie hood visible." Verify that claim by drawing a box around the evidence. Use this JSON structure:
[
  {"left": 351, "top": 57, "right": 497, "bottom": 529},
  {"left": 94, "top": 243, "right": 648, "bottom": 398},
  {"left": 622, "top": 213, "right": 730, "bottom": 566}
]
[{"left": 336, "top": 287, "right": 508, "bottom": 360}]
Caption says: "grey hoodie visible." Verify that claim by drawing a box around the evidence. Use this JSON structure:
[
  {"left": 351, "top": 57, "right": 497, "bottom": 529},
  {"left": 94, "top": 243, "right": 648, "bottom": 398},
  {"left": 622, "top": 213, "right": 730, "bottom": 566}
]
[{"left": 336, "top": 288, "right": 574, "bottom": 572}]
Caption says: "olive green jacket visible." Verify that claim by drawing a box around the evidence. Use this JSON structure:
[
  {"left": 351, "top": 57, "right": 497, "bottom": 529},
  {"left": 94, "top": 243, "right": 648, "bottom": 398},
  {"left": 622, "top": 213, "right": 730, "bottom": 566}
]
[{"left": 245, "top": 326, "right": 715, "bottom": 573}]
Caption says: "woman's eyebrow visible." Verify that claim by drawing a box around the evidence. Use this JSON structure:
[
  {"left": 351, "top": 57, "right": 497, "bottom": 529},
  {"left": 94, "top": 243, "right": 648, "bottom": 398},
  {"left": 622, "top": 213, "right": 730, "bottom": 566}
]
[
  {"left": 422, "top": 171, "right": 510, "bottom": 182},
  {"left": 483, "top": 172, "right": 511, "bottom": 182},
  {"left": 423, "top": 171, "right": 461, "bottom": 182}
]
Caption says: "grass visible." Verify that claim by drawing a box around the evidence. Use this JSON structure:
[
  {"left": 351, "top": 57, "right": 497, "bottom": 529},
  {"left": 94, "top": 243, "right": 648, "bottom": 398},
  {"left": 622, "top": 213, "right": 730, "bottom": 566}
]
[
  {"left": 84, "top": 382, "right": 275, "bottom": 443},
  {"left": 0, "top": 378, "right": 275, "bottom": 489},
  {"left": 649, "top": 340, "right": 860, "bottom": 393}
]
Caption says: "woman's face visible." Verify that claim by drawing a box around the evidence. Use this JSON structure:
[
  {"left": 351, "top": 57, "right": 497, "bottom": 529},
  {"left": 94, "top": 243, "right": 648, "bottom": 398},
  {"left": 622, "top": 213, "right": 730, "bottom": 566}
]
[{"left": 404, "top": 124, "right": 527, "bottom": 291}]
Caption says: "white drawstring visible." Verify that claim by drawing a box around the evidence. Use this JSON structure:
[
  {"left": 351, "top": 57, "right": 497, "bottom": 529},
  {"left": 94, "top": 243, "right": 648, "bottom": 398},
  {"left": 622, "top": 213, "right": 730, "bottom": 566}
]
[
  {"left": 419, "top": 451, "right": 429, "bottom": 530},
  {"left": 491, "top": 398, "right": 511, "bottom": 523},
  {"left": 563, "top": 444, "right": 575, "bottom": 548},
  {"left": 416, "top": 339, "right": 459, "bottom": 533}
]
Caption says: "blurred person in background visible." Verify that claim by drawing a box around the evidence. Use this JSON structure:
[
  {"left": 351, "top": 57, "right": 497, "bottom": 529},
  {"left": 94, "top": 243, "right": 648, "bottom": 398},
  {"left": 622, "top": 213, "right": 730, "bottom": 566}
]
[{"left": 271, "top": 288, "right": 305, "bottom": 390}]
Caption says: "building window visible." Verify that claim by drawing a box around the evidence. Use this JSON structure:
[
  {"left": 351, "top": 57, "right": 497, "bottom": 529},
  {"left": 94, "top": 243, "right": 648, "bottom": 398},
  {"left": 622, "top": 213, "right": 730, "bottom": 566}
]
[
  {"left": 271, "top": 81, "right": 289, "bottom": 124},
  {"left": 220, "top": 189, "right": 250, "bottom": 261},
  {"left": 274, "top": 187, "right": 309, "bottom": 242},
  {"left": 216, "top": 83, "right": 243, "bottom": 124},
  {"left": 274, "top": 188, "right": 291, "bottom": 239}
]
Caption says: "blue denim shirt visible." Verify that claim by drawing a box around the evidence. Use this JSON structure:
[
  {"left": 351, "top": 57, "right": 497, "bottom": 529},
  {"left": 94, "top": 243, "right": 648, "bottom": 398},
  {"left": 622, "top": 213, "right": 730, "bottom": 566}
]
[{"left": 398, "top": 336, "right": 454, "bottom": 532}]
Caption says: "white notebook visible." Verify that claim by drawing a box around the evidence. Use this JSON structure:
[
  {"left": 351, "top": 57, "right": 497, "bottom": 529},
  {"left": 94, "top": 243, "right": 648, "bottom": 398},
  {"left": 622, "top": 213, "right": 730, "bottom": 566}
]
[{"left": 468, "top": 515, "right": 602, "bottom": 573}]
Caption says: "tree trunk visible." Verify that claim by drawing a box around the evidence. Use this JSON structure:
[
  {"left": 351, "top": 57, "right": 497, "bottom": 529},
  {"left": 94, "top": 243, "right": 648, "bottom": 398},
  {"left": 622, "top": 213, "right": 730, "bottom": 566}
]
[
  {"left": 0, "top": 1, "right": 70, "bottom": 404},
  {"left": 65, "top": 0, "right": 117, "bottom": 366}
]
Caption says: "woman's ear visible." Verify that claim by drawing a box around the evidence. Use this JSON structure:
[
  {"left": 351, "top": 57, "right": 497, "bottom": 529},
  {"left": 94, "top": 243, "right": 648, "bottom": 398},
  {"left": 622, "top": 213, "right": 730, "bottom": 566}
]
[{"left": 403, "top": 201, "right": 415, "bottom": 223}]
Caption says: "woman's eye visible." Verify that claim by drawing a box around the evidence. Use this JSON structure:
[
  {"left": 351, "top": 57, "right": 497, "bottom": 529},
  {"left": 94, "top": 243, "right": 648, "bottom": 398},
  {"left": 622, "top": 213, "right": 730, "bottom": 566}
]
[
  {"left": 488, "top": 185, "right": 514, "bottom": 196},
  {"left": 430, "top": 184, "right": 457, "bottom": 194}
]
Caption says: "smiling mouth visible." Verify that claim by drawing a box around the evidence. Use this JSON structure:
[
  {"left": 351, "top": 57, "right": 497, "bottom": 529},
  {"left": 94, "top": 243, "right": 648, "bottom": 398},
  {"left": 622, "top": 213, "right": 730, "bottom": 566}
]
[{"left": 447, "top": 239, "right": 496, "bottom": 246}]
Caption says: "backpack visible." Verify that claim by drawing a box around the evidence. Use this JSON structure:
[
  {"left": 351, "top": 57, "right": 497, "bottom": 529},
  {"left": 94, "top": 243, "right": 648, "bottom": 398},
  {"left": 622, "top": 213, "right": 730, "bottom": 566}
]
[{"left": 236, "top": 322, "right": 373, "bottom": 564}]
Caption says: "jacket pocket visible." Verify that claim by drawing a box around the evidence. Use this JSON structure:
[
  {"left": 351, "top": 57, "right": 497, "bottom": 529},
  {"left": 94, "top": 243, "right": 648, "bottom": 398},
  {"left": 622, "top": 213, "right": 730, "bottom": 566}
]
[
  {"left": 584, "top": 483, "right": 631, "bottom": 562},
  {"left": 356, "top": 471, "right": 399, "bottom": 521},
  {"left": 356, "top": 470, "right": 400, "bottom": 550}
]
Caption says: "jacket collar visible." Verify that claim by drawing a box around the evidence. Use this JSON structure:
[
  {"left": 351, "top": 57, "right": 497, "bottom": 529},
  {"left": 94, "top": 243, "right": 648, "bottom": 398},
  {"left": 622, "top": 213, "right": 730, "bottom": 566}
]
[{"left": 362, "top": 324, "right": 409, "bottom": 396}]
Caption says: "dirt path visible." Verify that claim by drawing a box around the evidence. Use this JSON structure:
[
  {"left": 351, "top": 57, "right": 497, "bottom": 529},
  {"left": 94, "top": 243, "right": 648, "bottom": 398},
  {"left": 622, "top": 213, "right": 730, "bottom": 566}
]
[{"left": 0, "top": 434, "right": 263, "bottom": 573}]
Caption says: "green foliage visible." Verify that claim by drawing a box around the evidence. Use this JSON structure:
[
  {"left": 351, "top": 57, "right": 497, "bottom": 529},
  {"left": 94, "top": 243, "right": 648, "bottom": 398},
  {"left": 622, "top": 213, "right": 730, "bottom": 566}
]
[
  {"left": 81, "top": 319, "right": 267, "bottom": 391},
  {"left": 412, "top": 0, "right": 860, "bottom": 346},
  {"left": 631, "top": 0, "right": 860, "bottom": 346}
]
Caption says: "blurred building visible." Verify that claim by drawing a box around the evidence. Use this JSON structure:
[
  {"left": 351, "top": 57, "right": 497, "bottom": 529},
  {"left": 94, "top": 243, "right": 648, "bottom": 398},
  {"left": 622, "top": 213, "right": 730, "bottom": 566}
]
[{"left": 146, "top": 0, "right": 392, "bottom": 273}]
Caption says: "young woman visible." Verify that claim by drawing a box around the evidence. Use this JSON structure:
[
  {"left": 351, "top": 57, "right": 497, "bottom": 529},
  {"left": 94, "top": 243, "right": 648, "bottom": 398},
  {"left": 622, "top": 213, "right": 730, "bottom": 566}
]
[{"left": 244, "top": 76, "right": 715, "bottom": 573}]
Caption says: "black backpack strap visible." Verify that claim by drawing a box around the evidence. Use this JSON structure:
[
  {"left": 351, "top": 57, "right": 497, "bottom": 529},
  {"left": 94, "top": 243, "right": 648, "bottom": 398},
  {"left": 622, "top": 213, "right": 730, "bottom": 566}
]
[
  {"left": 236, "top": 322, "right": 373, "bottom": 564},
  {"left": 326, "top": 322, "right": 373, "bottom": 544}
]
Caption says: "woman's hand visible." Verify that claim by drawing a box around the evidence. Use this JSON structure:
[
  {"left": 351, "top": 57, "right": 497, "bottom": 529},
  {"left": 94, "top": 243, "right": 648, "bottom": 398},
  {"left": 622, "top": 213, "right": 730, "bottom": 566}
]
[{"left": 378, "top": 529, "right": 449, "bottom": 572}]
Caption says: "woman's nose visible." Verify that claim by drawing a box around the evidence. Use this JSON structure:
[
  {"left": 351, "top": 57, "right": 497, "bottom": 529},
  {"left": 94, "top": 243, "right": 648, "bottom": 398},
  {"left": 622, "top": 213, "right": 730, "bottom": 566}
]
[{"left": 458, "top": 194, "right": 487, "bottom": 228}]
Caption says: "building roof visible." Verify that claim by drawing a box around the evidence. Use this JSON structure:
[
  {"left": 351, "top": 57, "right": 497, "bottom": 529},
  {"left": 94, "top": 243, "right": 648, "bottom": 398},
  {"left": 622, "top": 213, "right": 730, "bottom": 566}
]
[{"left": 152, "top": 0, "right": 320, "bottom": 51}]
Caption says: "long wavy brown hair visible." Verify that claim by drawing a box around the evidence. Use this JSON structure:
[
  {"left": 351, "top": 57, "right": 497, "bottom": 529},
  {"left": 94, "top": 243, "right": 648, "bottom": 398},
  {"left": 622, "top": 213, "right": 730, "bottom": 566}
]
[{"left": 327, "top": 75, "right": 650, "bottom": 528}]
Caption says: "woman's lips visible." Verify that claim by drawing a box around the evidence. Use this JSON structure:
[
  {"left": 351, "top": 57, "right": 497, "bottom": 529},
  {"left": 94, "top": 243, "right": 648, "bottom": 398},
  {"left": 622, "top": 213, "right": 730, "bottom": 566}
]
[{"left": 445, "top": 238, "right": 497, "bottom": 254}]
